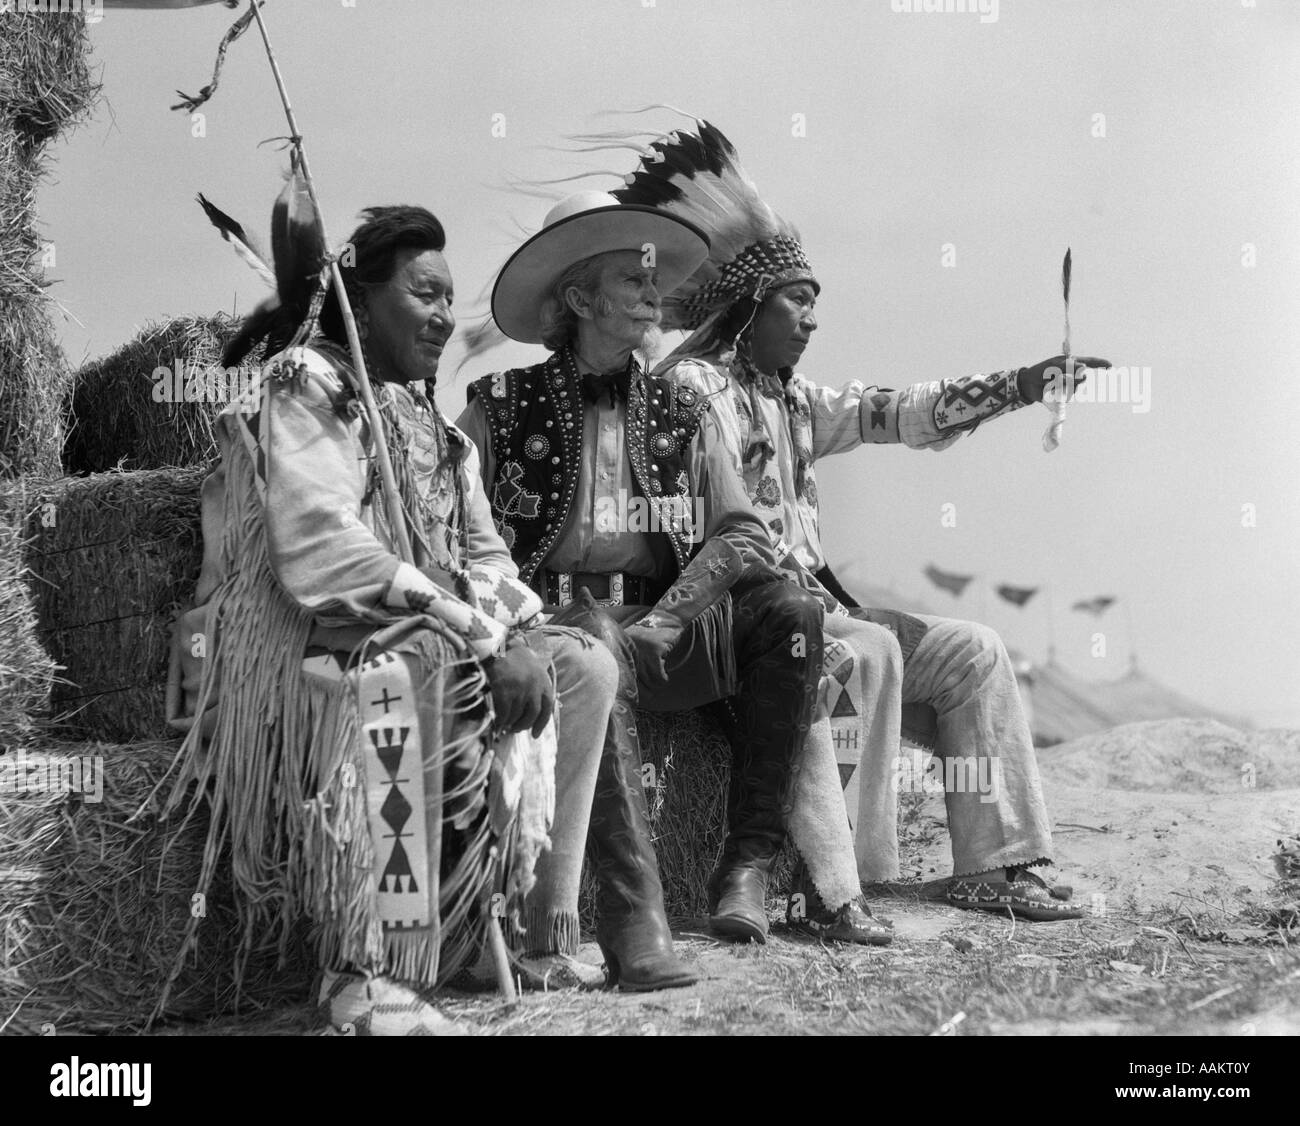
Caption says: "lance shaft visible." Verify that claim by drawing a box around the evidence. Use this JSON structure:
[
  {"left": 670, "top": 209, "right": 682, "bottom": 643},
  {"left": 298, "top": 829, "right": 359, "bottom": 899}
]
[{"left": 248, "top": 0, "right": 414, "bottom": 564}]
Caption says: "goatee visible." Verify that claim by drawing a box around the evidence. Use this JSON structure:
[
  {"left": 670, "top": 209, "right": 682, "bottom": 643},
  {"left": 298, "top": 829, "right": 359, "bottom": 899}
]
[{"left": 636, "top": 323, "right": 666, "bottom": 363}]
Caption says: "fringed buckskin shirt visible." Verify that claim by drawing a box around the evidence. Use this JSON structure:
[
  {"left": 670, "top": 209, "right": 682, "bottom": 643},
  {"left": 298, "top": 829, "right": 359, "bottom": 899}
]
[{"left": 193, "top": 343, "right": 529, "bottom": 660}]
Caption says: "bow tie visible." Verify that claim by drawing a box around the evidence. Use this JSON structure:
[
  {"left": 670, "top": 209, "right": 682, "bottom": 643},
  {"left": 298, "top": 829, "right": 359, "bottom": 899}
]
[{"left": 580, "top": 366, "right": 633, "bottom": 407}]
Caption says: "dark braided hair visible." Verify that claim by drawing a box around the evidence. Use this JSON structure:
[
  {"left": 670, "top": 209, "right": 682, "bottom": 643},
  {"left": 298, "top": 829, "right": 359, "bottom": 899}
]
[
  {"left": 318, "top": 205, "right": 447, "bottom": 349},
  {"left": 223, "top": 205, "right": 447, "bottom": 367}
]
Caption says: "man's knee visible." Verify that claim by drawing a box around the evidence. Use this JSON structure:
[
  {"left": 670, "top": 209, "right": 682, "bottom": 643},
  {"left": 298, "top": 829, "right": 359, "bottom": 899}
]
[
  {"left": 936, "top": 618, "right": 1010, "bottom": 681},
  {"left": 542, "top": 627, "right": 620, "bottom": 702},
  {"left": 751, "top": 581, "right": 823, "bottom": 638},
  {"left": 957, "top": 620, "right": 1007, "bottom": 661},
  {"left": 839, "top": 616, "right": 904, "bottom": 678}
]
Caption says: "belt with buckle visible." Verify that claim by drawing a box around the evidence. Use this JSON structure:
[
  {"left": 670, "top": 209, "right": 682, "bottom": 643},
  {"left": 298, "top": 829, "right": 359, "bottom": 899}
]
[{"left": 541, "top": 570, "right": 664, "bottom": 607}]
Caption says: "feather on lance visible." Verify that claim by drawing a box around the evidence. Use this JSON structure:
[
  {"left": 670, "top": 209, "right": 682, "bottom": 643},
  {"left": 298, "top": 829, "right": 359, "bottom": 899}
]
[
  {"left": 196, "top": 156, "right": 326, "bottom": 364},
  {"left": 1043, "top": 246, "right": 1071, "bottom": 452}
]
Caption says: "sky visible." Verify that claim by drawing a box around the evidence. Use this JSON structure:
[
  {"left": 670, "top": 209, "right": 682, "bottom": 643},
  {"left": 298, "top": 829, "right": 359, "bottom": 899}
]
[{"left": 33, "top": 0, "right": 1300, "bottom": 727}]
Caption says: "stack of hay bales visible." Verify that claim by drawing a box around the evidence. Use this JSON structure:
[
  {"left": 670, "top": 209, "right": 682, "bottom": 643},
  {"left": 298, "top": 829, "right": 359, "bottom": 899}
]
[
  {"left": 0, "top": 485, "right": 56, "bottom": 750},
  {"left": 0, "top": 12, "right": 98, "bottom": 478},
  {"left": 0, "top": 740, "right": 312, "bottom": 1034},
  {"left": 16, "top": 467, "right": 207, "bottom": 740},
  {"left": 63, "top": 313, "right": 253, "bottom": 473},
  {"left": 0, "top": 14, "right": 311, "bottom": 1034},
  {"left": 46, "top": 312, "right": 258, "bottom": 739},
  {"left": 1, "top": 11, "right": 95, "bottom": 741}
]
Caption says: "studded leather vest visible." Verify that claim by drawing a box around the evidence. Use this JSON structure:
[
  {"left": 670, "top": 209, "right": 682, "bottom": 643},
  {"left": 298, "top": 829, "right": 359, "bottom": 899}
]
[{"left": 467, "top": 347, "right": 709, "bottom": 584}]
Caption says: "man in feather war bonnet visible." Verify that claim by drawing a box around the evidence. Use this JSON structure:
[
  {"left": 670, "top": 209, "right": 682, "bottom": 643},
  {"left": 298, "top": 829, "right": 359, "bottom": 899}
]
[{"left": 633, "top": 119, "right": 1111, "bottom": 922}]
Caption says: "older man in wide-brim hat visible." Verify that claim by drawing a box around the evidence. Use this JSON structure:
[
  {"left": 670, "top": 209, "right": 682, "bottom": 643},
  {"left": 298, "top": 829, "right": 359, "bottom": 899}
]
[{"left": 458, "top": 190, "right": 849, "bottom": 950}]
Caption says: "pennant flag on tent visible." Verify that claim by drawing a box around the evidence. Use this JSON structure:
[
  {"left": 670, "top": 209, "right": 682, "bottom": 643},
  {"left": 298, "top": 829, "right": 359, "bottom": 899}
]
[
  {"left": 1071, "top": 596, "right": 1116, "bottom": 616},
  {"left": 923, "top": 564, "right": 974, "bottom": 598},
  {"left": 996, "top": 584, "right": 1038, "bottom": 607}
]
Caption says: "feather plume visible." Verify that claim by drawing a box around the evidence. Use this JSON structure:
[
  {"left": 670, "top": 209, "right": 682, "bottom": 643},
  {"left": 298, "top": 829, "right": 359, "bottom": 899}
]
[
  {"left": 196, "top": 157, "right": 327, "bottom": 366},
  {"left": 197, "top": 193, "right": 276, "bottom": 290},
  {"left": 613, "top": 119, "right": 812, "bottom": 332},
  {"left": 270, "top": 155, "right": 326, "bottom": 320},
  {"left": 1061, "top": 246, "right": 1072, "bottom": 353},
  {"left": 1043, "top": 246, "right": 1072, "bottom": 453}
]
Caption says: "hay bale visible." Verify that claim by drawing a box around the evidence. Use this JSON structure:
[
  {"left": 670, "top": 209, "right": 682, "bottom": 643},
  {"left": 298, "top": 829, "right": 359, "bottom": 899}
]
[
  {"left": 0, "top": 13, "right": 97, "bottom": 479},
  {"left": 0, "top": 119, "right": 41, "bottom": 290},
  {"left": 64, "top": 315, "right": 257, "bottom": 474},
  {"left": 0, "top": 291, "right": 71, "bottom": 479},
  {"left": 18, "top": 467, "right": 206, "bottom": 740},
  {"left": 0, "top": 10, "right": 98, "bottom": 146},
  {"left": 0, "top": 738, "right": 312, "bottom": 1034},
  {"left": 639, "top": 708, "right": 732, "bottom": 918},
  {"left": 0, "top": 484, "right": 57, "bottom": 746},
  {"left": 0, "top": 119, "right": 72, "bottom": 479}
]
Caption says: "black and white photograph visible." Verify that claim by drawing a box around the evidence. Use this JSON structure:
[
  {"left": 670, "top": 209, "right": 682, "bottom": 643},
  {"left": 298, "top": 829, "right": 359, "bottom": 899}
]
[{"left": 0, "top": 0, "right": 1295, "bottom": 1087}]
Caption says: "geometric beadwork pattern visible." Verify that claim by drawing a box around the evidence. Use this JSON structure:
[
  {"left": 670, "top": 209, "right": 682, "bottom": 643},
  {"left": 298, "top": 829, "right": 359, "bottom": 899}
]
[
  {"left": 933, "top": 370, "right": 1019, "bottom": 433},
  {"left": 817, "top": 636, "right": 865, "bottom": 831},
  {"left": 356, "top": 652, "right": 430, "bottom": 929}
]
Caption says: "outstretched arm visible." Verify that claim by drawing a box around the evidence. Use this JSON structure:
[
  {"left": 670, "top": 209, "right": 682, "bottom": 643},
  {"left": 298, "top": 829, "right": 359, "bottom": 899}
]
[{"left": 804, "top": 354, "right": 1109, "bottom": 457}]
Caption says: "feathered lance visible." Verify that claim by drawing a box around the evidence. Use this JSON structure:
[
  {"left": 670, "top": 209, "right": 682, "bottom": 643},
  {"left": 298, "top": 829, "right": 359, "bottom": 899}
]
[
  {"left": 187, "top": 1, "right": 516, "bottom": 1002},
  {"left": 243, "top": 2, "right": 414, "bottom": 564},
  {"left": 1043, "top": 247, "right": 1071, "bottom": 452}
]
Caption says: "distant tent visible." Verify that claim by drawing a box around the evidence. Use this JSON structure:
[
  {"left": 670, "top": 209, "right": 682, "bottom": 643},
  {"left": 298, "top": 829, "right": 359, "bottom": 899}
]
[
  {"left": 830, "top": 562, "right": 1251, "bottom": 746},
  {"left": 1028, "top": 661, "right": 1251, "bottom": 746}
]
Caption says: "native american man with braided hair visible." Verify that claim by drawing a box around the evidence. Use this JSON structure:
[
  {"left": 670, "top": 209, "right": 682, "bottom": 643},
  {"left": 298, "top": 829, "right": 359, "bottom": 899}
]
[
  {"left": 168, "top": 205, "right": 640, "bottom": 1036},
  {"left": 630, "top": 120, "right": 1110, "bottom": 921}
]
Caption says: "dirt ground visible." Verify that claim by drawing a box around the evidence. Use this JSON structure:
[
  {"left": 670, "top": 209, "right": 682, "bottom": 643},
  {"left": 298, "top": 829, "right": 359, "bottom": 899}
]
[{"left": 170, "top": 718, "right": 1300, "bottom": 1036}]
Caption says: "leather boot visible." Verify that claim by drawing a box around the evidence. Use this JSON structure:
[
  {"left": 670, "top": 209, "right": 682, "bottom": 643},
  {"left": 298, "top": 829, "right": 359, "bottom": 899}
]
[
  {"left": 707, "top": 700, "right": 792, "bottom": 943},
  {"left": 707, "top": 579, "right": 825, "bottom": 943},
  {"left": 553, "top": 596, "right": 698, "bottom": 991}
]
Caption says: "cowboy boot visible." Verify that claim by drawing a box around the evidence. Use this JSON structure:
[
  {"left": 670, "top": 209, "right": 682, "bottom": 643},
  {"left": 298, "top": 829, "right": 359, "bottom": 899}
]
[
  {"left": 707, "top": 709, "right": 780, "bottom": 943},
  {"left": 588, "top": 696, "right": 699, "bottom": 991},
  {"left": 708, "top": 579, "right": 825, "bottom": 943},
  {"left": 553, "top": 597, "right": 698, "bottom": 991}
]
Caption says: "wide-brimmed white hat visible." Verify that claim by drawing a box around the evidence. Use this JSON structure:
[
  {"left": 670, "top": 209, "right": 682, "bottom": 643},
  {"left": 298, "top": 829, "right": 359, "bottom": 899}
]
[{"left": 491, "top": 191, "right": 710, "bottom": 344}]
